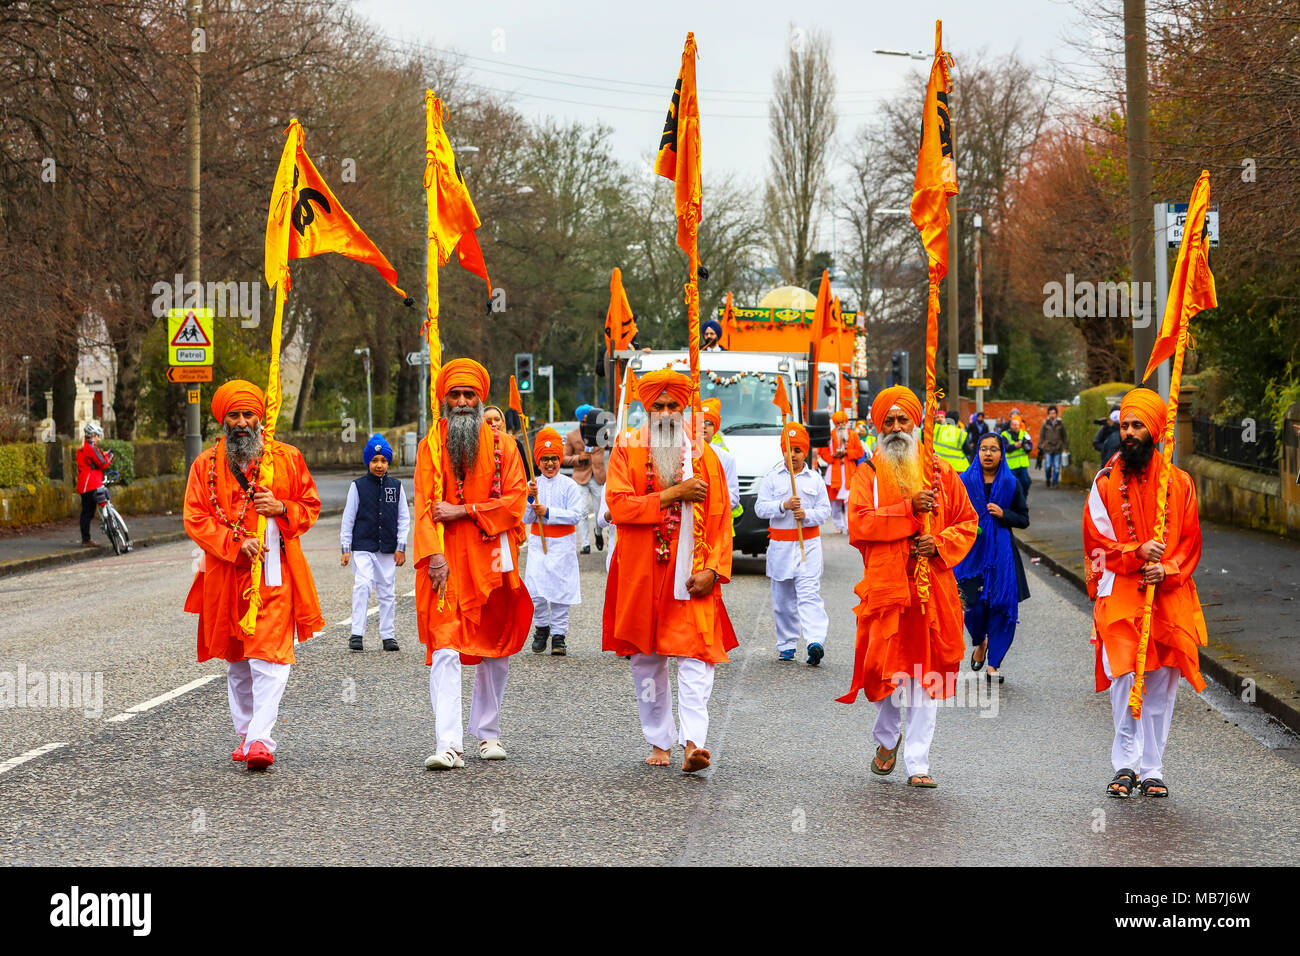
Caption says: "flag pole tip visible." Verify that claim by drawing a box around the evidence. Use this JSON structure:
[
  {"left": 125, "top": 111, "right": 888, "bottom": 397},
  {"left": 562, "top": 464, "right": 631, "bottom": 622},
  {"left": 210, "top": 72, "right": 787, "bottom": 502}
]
[{"left": 403, "top": 296, "right": 415, "bottom": 308}]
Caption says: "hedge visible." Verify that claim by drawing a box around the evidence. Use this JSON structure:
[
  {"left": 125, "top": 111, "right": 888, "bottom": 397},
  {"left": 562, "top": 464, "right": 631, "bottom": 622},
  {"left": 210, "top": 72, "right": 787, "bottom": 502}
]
[
  {"left": 1062, "top": 381, "right": 1132, "bottom": 465},
  {"left": 0, "top": 443, "right": 48, "bottom": 488},
  {"left": 100, "top": 439, "right": 135, "bottom": 485}
]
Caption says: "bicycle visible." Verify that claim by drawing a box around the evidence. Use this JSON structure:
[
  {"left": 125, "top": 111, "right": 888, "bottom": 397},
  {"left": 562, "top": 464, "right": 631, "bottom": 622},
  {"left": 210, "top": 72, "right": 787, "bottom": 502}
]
[{"left": 95, "top": 470, "right": 133, "bottom": 555}]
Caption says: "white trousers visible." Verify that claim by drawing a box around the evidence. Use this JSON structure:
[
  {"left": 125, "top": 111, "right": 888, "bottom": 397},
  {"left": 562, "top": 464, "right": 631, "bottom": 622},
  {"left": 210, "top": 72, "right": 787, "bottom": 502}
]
[
  {"left": 350, "top": 551, "right": 396, "bottom": 641},
  {"left": 872, "top": 678, "right": 939, "bottom": 777},
  {"left": 575, "top": 479, "right": 603, "bottom": 547},
  {"left": 227, "top": 659, "right": 291, "bottom": 754},
  {"left": 531, "top": 593, "right": 570, "bottom": 635},
  {"left": 630, "top": 653, "right": 714, "bottom": 750},
  {"left": 830, "top": 498, "right": 848, "bottom": 533},
  {"left": 770, "top": 575, "right": 829, "bottom": 652},
  {"left": 1104, "top": 647, "right": 1179, "bottom": 779},
  {"left": 429, "top": 648, "right": 510, "bottom": 753}
]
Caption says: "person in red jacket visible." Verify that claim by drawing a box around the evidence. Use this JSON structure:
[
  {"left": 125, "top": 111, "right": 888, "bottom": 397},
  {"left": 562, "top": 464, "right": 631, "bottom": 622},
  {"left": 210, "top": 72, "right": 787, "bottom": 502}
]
[{"left": 76, "top": 422, "right": 114, "bottom": 547}]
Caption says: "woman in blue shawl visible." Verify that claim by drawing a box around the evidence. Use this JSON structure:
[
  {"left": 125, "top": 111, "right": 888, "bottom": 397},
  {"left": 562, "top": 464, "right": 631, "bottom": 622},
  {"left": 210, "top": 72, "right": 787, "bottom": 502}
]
[{"left": 954, "top": 432, "right": 1030, "bottom": 682}]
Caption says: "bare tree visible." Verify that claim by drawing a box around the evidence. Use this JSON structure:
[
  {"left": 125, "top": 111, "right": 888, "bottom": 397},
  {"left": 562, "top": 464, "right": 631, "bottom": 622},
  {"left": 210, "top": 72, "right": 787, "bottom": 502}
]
[{"left": 764, "top": 25, "right": 837, "bottom": 288}]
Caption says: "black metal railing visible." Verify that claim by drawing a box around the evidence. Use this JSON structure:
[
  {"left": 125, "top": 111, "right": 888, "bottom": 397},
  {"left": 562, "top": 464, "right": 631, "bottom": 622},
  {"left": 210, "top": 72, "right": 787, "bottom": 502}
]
[{"left": 1191, "top": 418, "right": 1277, "bottom": 474}]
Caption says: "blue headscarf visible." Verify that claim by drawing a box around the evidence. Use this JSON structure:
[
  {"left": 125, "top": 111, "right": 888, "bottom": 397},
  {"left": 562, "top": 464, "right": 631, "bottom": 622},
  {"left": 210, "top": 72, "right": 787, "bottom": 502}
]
[
  {"left": 363, "top": 433, "right": 393, "bottom": 464},
  {"left": 954, "top": 432, "right": 1019, "bottom": 620},
  {"left": 574, "top": 403, "right": 595, "bottom": 422},
  {"left": 702, "top": 319, "right": 722, "bottom": 339}
]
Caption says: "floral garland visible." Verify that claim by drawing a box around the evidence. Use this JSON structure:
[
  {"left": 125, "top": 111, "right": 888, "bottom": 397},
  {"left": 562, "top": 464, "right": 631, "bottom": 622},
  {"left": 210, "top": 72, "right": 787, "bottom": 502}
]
[
  {"left": 705, "top": 369, "right": 781, "bottom": 388},
  {"left": 452, "top": 429, "right": 502, "bottom": 542},
  {"left": 208, "top": 450, "right": 259, "bottom": 540},
  {"left": 1118, "top": 465, "right": 1170, "bottom": 592},
  {"left": 644, "top": 448, "right": 681, "bottom": 563}
]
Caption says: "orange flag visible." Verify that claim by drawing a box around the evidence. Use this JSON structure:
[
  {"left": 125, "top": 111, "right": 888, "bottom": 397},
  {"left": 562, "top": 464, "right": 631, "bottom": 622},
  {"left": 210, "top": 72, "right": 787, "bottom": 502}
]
[
  {"left": 508, "top": 374, "right": 524, "bottom": 417},
  {"left": 654, "top": 32, "right": 701, "bottom": 256},
  {"left": 604, "top": 267, "right": 637, "bottom": 353},
  {"left": 1143, "top": 171, "right": 1217, "bottom": 383},
  {"left": 910, "top": 21, "right": 958, "bottom": 282},
  {"left": 264, "top": 120, "right": 406, "bottom": 299},
  {"left": 772, "top": 376, "right": 793, "bottom": 421},
  {"left": 806, "top": 269, "right": 833, "bottom": 415},
  {"left": 425, "top": 94, "right": 491, "bottom": 319},
  {"left": 722, "top": 291, "right": 735, "bottom": 347}
]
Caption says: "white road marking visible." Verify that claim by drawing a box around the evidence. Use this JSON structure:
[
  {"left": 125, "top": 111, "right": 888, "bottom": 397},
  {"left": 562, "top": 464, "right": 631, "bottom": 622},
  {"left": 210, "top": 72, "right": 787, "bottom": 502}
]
[
  {"left": 121, "top": 675, "right": 220, "bottom": 715},
  {"left": 0, "top": 742, "right": 67, "bottom": 776}
]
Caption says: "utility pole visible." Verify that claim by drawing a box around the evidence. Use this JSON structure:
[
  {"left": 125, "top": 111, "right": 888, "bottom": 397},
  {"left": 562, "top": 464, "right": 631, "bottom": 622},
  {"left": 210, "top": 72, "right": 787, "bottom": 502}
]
[
  {"left": 973, "top": 214, "right": 985, "bottom": 414},
  {"left": 355, "top": 347, "right": 373, "bottom": 435},
  {"left": 1124, "top": 0, "right": 1156, "bottom": 383},
  {"left": 183, "top": 1, "right": 204, "bottom": 473}
]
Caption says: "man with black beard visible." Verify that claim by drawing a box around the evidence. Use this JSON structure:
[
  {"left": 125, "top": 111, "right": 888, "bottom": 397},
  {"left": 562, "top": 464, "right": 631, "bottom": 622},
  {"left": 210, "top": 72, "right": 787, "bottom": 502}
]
[
  {"left": 414, "top": 359, "right": 532, "bottom": 770},
  {"left": 183, "top": 380, "right": 324, "bottom": 771},
  {"left": 1084, "top": 387, "right": 1207, "bottom": 799}
]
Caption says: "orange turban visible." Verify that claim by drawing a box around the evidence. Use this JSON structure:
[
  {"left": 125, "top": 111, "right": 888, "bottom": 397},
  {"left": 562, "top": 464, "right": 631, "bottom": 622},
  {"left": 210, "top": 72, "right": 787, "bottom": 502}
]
[
  {"left": 1120, "top": 387, "right": 1167, "bottom": 438},
  {"left": 700, "top": 397, "right": 722, "bottom": 429},
  {"left": 533, "top": 426, "right": 563, "bottom": 464},
  {"left": 436, "top": 358, "right": 490, "bottom": 403},
  {"left": 636, "top": 368, "right": 692, "bottom": 409},
  {"left": 831, "top": 409, "right": 847, "bottom": 424},
  {"left": 780, "top": 422, "right": 810, "bottom": 455},
  {"left": 211, "top": 380, "right": 264, "bottom": 421},
  {"left": 870, "top": 385, "right": 922, "bottom": 432}
]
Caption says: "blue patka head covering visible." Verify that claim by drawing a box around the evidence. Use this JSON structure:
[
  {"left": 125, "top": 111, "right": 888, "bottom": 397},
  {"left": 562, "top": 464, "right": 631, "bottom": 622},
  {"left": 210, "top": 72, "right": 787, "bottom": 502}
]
[
  {"left": 702, "top": 319, "right": 722, "bottom": 338},
  {"left": 364, "top": 433, "right": 393, "bottom": 464},
  {"left": 575, "top": 403, "right": 595, "bottom": 422}
]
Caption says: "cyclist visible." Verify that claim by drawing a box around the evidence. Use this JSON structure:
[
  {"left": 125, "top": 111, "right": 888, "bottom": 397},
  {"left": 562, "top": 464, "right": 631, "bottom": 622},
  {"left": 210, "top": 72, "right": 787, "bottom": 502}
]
[{"left": 76, "top": 422, "right": 114, "bottom": 547}]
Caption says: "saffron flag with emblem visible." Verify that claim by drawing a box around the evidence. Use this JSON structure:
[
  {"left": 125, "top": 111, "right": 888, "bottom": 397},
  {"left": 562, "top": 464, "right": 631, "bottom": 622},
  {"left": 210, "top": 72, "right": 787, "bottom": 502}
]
[
  {"left": 425, "top": 95, "right": 492, "bottom": 310},
  {"left": 605, "top": 267, "right": 637, "bottom": 353},
  {"left": 910, "top": 21, "right": 959, "bottom": 282},
  {"left": 264, "top": 120, "right": 406, "bottom": 299},
  {"left": 1142, "top": 171, "right": 1217, "bottom": 383},
  {"left": 654, "top": 32, "right": 701, "bottom": 256}
]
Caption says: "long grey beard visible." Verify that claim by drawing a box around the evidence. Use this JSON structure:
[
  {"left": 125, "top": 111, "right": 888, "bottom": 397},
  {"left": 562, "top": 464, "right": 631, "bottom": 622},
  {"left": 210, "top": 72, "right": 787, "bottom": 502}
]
[
  {"left": 880, "top": 429, "right": 921, "bottom": 494},
  {"left": 649, "top": 413, "right": 684, "bottom": 486},
  {"left": 224, "top": 423, "right": 264, "bottom": 468},
  {"left": 445, "top": 402, "right": 483, "bottom": 480}
]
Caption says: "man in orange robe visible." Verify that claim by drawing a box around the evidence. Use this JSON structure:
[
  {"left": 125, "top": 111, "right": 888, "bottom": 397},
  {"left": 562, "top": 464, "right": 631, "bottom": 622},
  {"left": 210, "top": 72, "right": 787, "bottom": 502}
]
[
  {"left": 1083, "top": 387, "right": 1207, "bottom": 799},
  {"left": 603, "top": 368, "right": 737, "bottom": 773},
  {"left": 414, "top": 358, "right": 533, "bottom": 770},
  {"left": 820, "top": 408, "right": 866, "bottom": 534},
  {"left": 184, "top": 380, "right": 324, "bottom": 771},
  {"left": 839, "top": 385, "right": 978, "bottom": 788}
]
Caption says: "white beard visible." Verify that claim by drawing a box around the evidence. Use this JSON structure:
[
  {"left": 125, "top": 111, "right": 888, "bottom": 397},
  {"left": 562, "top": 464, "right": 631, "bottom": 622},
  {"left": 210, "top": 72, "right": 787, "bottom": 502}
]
[
  {"left": 649, "top": 413, "right": 684, "bottom": 485},
  {"left": 880, "top": 428, "right": 922, "bottom": 495}
]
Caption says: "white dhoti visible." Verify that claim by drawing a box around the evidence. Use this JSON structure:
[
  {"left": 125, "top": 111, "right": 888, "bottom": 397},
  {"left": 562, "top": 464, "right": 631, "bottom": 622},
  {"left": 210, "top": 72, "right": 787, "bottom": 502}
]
[
  {"left": 530, "top": 593, "right": 571, "bottom": 635},
  {"left": 629, "top": 653, "right": 715, "bottom": 750},
  {"left": 350, "top": 550, "right": 397, "bottom": 641},
  {"left": 228, "top": 658, "right": 291, "bottom": 754},
  {"left": 429, "top": 648, "right": 511, "bottom": 753},
  {"left": 1103, "top": 645, "right": 1179, "bottom": 780},
  {"left": 872, "top": 677, "right": 938, "bottom": 778},
  {"left": 830, "top": 497, "right": 848, "bottom": 533}
]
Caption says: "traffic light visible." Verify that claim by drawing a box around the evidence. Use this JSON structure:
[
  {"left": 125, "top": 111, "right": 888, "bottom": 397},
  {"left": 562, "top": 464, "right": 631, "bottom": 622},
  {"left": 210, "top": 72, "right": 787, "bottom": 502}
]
[
  {"left": 890, "top": 350, "right": 910, "bottom": 387},
  {"left": 515, "top": 352, "right": 534, "bottom": 393}
]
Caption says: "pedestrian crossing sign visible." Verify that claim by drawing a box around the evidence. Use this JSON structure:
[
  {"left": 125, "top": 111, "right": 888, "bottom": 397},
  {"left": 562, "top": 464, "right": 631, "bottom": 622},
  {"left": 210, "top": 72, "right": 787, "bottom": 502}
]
[{"left": 168, "top": 308, "right": 214, "bottom": 365}]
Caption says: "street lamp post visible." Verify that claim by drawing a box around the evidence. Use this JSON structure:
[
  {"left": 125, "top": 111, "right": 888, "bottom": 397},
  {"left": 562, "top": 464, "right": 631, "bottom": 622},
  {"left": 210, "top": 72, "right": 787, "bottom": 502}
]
[{"left": 354, "top": 347, "right": 372, "bottom": 435}]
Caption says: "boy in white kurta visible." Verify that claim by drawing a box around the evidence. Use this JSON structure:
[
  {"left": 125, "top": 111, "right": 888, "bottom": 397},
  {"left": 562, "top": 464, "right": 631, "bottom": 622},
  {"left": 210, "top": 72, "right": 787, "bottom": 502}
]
[
  {"left": 524, "top": 427, "right": 584, "bottom": 656},
  {"left": 754, "top": 422, "right": 832, "bottom": 665},
  {"left": 341, "top": 434, "right": 411, "bottom": 652}
]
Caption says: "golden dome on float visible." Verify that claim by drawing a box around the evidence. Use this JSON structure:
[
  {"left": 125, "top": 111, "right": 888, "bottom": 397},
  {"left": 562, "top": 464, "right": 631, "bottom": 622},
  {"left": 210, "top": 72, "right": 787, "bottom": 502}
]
[{"left": 757, "top": 285, "right": 817, "bottom": 310}]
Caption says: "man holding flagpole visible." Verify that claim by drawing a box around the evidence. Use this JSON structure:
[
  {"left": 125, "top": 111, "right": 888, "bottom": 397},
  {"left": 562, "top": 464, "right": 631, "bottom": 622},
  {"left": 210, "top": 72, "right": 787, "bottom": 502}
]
[{"left": 1084, "top": 170, "right": 1216, "bottom": 800}]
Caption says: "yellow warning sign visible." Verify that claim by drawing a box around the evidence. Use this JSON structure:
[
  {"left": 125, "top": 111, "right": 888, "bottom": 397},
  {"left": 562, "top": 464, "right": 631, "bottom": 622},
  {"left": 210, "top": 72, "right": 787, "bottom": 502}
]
[
  {"left": 168, "top": 308, "right": 214, "bottom": 366},
  {"left": 967, "top": 377, "right": 992, "bottom": 388}
]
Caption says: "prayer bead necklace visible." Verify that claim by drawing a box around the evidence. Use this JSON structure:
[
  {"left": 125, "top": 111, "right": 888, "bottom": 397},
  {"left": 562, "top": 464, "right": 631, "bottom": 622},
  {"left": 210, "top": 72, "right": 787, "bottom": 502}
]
[
  {"left": 453, "top": 430, "right": 502, "bottom": 542},
  {"left": 207, "top": 451, "right": 260, "bottom": 540},
  {"left": 644, "top": 450, "right": 681, "bottom": 563}
]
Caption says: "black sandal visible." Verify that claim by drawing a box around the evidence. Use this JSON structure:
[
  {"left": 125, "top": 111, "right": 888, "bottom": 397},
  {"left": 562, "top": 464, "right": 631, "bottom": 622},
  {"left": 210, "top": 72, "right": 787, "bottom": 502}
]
[
  {"left": 1139, "top": 777, "right": 1169, "bottom": 798},
  {"left": 970, "top": 650, "right": 985, "bottom": 671},
  {"left": 1106, "top": 768, "right": 1137, "bottom": 798}
]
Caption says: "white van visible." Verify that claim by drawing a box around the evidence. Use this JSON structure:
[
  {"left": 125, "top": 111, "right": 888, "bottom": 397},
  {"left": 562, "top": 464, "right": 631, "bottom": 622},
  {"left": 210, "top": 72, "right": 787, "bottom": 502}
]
[{"left": 608, "top": 350, "right": 835, "bottom": 556}]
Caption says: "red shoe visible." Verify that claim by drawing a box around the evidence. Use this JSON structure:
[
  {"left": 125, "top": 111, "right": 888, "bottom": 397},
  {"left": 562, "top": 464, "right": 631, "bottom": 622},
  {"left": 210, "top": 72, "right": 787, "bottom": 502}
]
[
  {"left": 232, "top": 737, "right": 247, "bottom": 762},
  {"left": 245, "top": 740, "right": 274, "bottom": 770}
]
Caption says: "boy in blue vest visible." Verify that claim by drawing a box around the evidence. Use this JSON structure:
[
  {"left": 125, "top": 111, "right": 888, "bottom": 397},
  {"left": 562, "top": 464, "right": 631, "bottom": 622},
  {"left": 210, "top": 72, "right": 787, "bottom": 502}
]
[{"left": 341, "top": 434, "right": 411, "bottom": 651}]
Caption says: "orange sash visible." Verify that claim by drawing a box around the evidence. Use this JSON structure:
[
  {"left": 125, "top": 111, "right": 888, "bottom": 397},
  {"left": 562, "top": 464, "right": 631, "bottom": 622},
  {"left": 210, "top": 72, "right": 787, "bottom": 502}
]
[
  {"left": 768, "top": 526, "right": 820, "bottom": 542},
  {"left": 530, "top": 522, "right": 575, "bottom": 539}
]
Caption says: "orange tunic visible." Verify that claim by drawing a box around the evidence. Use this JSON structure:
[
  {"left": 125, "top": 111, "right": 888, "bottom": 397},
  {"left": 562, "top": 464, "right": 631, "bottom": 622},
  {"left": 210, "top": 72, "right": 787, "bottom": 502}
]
[
  {"left": 602, "top": 432, "right": 737, "bottom": 663},
  {"left": 819, "top": 430, "right": 865, "bottom": 495},
  {"left": 1082, "top": 456, "right": 1207, "bottom": 692},
  {"left": 839, "top": 456, "right": 978, "bottom": 703},
  {"left": 183, "top": 440, "right": 324, "bottom": 666},
  {"left": 413, "top": 420, "right": 533, "bottom": 665}
]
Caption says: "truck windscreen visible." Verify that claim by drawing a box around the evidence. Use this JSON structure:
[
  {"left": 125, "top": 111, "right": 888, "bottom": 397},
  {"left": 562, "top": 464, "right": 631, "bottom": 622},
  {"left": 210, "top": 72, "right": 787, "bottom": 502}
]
[{"left": 624, "top": 371, "right": 786, "bottom": 436}]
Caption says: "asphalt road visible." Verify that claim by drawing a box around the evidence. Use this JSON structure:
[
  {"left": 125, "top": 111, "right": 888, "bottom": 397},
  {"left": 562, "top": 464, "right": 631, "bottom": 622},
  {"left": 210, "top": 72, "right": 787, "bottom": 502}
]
[{"left": 1, "top": 497, "right": 1298, "bottom": 866}]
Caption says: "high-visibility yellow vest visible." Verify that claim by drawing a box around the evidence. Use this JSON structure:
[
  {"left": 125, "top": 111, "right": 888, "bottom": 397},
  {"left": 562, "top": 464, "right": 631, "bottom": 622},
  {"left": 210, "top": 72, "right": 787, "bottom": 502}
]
[
  {"left": 712, "top": 434, "right": 743, "bottom": 521},
  {"left": 934, "top": 422, "right": 969, "bottom": 471},
  {"left": 1002, "top": 428, "right": 1031, "bottom": 469}
]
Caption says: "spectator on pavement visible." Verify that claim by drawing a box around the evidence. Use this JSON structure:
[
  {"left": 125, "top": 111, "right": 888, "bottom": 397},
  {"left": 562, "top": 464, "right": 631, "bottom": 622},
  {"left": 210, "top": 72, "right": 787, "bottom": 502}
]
[
  {"left": 1038, "top": 405, "right": 1069, "bottom": 488},
  {"left": 1093, "top": 407, "right": 1122, "bottom": 463},
  {"left": 963, "top": 411, "right": 989, "bottom": 460},
  {"left": 1000, "top": 413, "right": 1034, "bottom": 499},
  {"left": 76, "top": 422, "right": 113, "bottom": 547}
]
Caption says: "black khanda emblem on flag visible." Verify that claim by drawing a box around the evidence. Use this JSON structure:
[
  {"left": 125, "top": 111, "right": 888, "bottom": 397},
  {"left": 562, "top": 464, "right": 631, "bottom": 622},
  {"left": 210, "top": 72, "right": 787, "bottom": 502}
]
[
  {"left": 658, "top": 78, "right": 682, "bottom": 153},
  {"left": 935, "top": 91, "right": 953, "bottom": 159},
  {"left": 290, "top": 165, "right": 331, "bottom": 236}
]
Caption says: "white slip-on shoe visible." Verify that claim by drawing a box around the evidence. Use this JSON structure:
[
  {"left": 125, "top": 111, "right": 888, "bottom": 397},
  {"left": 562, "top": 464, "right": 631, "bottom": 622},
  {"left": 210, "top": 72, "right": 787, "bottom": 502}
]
[
  {"left": 424, "top": 749, "right": 465, "bottom": 770},
  {"left": 479, "top": 738, "right": 507, "bottom": 760}
]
